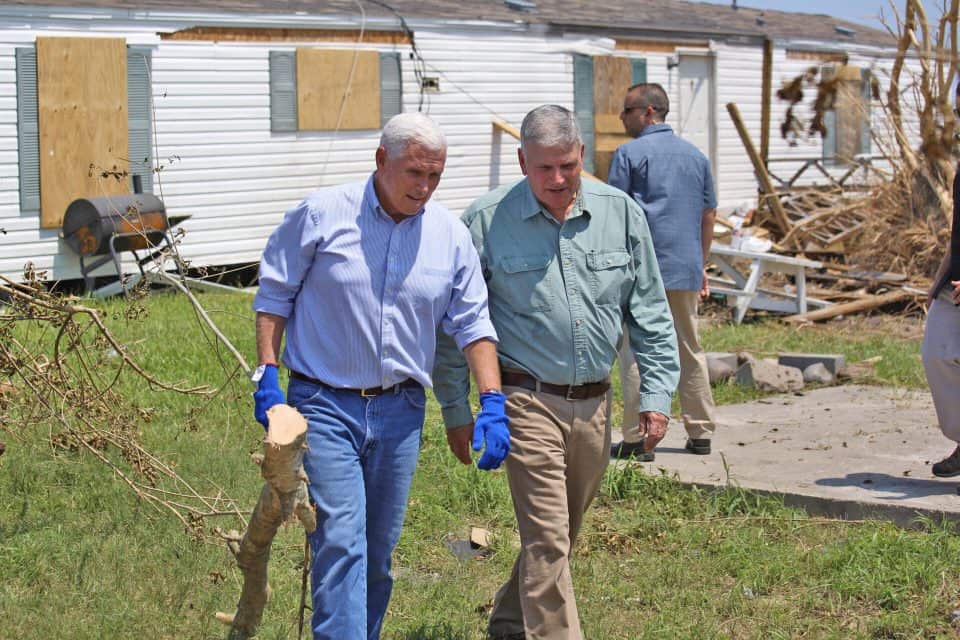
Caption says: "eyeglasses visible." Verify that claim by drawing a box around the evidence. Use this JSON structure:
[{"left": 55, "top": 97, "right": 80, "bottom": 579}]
[{"left": 621, "top": 105, "right": 645, "bottom": 114}]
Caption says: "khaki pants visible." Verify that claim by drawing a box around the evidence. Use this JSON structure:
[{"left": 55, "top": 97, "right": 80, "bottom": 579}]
[
  {"left": 487, "top": 385, "right": 611, "bottom": 640},
  {"left": 922, "top": 294, "right": 960, "bottom": 442},
  {"left": 619, "top": 289, "right": 716, "bottom": 441}
]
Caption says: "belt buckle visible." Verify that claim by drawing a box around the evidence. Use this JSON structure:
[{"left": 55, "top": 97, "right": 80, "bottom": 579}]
[
  {"left": 360, "top": 387, "right": 377, "bottom": 398},
  {"left": 566, "top": 385, "right": 579, "bottom": 401}
]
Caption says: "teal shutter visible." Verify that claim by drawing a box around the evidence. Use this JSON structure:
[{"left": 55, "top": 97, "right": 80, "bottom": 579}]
[
  {"left": 269, "top": 51, "right": 298, "bottom": 132},
  {"left": 859, "top": 67, "right": 872, "bottom": 156},
  {"left": 821, "top": 66, "right": 837, "bottom": 164},
  {"left": 379, "top": 51, "right": 402, "bottom": 126},
  {"left": 631, "top": 58, "right": 647, "bottom": 85},
  {"left": 573, "top": 54, "right": 595, "bottom": 173},
  {"left": 16, "top": 47, "right": 40, "bottom": 214},
  {"left": 127, "top": 47, "right": 153, "bottom": 194}
]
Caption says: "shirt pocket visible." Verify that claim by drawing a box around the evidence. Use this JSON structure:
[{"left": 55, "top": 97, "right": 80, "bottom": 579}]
[
  {"left": 586, "top": 249, "right": 631, "bottom": 306},
  {"left": 499, "top": 254, "right": 554, "bottom": 312}
]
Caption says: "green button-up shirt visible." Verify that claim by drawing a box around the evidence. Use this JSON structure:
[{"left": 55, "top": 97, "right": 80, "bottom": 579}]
[{"left": 433, "top": 177, "right": 679, "bottom": 427}]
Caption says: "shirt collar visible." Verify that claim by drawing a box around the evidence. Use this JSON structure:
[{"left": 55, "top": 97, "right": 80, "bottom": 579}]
[
  {"left": 363, "top": 173, "right": 426, "bottom": 222},
  {"left": 519, "top": 179, "right": 589, "bottom": 222},
  {"left": 638, "top": 123, "right": 673, "bottom": 138}
]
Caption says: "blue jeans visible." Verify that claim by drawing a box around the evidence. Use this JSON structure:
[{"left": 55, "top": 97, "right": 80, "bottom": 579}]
[{"left": 288, "top": 378, "right": 426, "bottom": 640}]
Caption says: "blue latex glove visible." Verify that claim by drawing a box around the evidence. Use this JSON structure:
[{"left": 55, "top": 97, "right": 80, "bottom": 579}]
[
  {"left": 472, "top": 391, "right": 511, "bottom": 470},
  {"left": 253, "top": 364, "right": 285, "bottom": 430}
]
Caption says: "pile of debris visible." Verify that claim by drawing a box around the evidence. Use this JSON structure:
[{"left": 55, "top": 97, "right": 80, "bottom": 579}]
[{"left": 717, "top": 104, "right": 942, "bottom": 324}]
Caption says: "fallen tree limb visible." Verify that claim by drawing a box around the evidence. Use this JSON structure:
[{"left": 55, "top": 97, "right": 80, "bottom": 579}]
[
  {"left": 783, "top": 289, "right": 918, "bottom": 323},
  {"left": 218, "top": 404, "right": 315, "bottom": 640}
]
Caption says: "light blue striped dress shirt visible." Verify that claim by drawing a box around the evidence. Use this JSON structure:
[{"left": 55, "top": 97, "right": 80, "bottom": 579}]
[{"left": 254, "top": 175, "right": 497, "bottom": 389}]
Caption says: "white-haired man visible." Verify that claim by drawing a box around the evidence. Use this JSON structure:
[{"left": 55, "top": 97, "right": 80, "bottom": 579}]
[
  {"left": 434, "top": 105, "right": 678, "bottom": 639},
  {"left": 252, "top": 113, "right": 509, "bottom": 639}
]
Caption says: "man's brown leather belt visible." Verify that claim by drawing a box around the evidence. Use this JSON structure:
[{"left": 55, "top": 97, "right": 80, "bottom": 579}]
[
  {"left": 289, "top": 369, "right": 421, "bottom": 397},
  {"left": 501, "top": 370, "right": 610, "bottom": 400}
]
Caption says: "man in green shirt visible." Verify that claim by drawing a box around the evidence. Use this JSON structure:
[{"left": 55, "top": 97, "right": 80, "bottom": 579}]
[{"left": 433, "top": 105, "right": 679, "bottom": 640}]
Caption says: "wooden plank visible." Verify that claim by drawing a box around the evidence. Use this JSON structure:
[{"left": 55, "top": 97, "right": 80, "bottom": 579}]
[
  {"left": 37, "top": 36, "right": 129, "bottom": 229},
  {"left": 786, "top": 49, "right": 847, "bottom": 62},
  {"left": 297, "top": 48, "right": 380, "bottom": 131},
  {"left": 760, "top": 38, "right": 773, "bottom": 167},
  {"left": 615, "top": 40, "right": 708, "bottom": 53},
  {"left": 161, "top": 27, "right": 411, "bottom": 44},
  {"left": 725, "top": 102, "right": 794, "bottom": 241},
  {"left": 784, "top": 289, "right": 916, "bottom": 323}
]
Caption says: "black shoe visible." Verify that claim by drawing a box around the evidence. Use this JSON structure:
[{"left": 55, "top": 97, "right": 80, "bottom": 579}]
[
  {"left": 932, "top": 445, "right": 960, "bottom": 477},
  {"left": 487, "top": 632, "right": 526, "bottom": 640},
  {"left": 610, "top": 439, "right": 654, "bottom": 461},
  {"left": 685, "top": 438, "right": 711, "bottom": 455}
]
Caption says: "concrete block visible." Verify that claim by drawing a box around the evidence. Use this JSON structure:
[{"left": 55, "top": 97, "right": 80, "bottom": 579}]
[
  {"left": 778, "top": 352, "right": 846, "bottom": 375},
  {"left": 706, "top": 352, "right": 737, "bottom": 383},
  {"left": 736, "top": 359, "right": 804, "bottom": 393},
  {"left": 803, "top": 362, "right": 836, "bottom": 385}
]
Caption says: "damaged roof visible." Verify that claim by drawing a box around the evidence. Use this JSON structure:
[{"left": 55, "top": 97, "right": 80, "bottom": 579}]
[{"left": 5, "top": 0, "right": 895, "bottom": 48}]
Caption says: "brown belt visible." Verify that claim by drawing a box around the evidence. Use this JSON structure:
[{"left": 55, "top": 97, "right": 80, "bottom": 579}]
[
  {"left": 289, "top": 369, "right": 421, "bottom": 397},
  {"left": 501, "top": 370, "right": 610, "bottom": 400}
]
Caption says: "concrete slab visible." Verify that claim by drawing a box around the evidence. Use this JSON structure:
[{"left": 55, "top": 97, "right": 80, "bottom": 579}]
[{"left": 614, "top": 385, "right": 960, "bottom": 528}]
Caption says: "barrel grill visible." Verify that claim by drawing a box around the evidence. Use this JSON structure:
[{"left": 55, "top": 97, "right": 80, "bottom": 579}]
[{"left": 61, "top": 194, "right": 187, "bottom": 293}]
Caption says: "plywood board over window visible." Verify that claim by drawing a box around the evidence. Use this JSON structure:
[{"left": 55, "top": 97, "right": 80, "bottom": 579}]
[
  {"left": 592, "top": 56, "right": 639, "bottom": 182},
  {"left": 297, "top": 49, "right": 381, "bottom": 131},
  {"left": 833, "top": 65, "right": 867, "bottom": 162},
  {"left": 37, "top": 37, "right": 129, "bottom": 229}
]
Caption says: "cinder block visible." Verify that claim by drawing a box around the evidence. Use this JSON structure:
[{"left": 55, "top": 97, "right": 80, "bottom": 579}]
[
  {"left": 778, "top": 353, "right": 846, "bottom": 375},
  {"left": 736, "top": 360, "right": 804, "bottom": 393},
  {"left": 706, "top": 352, "right": 738, "bottom": 384}
]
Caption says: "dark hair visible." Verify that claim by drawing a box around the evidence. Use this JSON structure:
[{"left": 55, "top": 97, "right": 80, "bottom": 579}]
[{"left": 626, "top": 83, "right": 670, "bottom": 120}]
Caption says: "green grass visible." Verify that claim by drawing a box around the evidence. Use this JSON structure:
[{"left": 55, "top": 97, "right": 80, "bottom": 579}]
[{"left": 1, "top": 291, "right": 956, "bottom": 639}]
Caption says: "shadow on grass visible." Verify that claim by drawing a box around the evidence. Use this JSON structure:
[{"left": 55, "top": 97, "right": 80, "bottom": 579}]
[{"left": 394, "top": 622, "right": 473, "bottom": 639}]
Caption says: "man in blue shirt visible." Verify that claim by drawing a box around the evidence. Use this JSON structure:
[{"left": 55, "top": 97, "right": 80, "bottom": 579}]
[
  {"left": 434, "top": 105, "right": 678, "bottom": 640},
  {"left": 608, "top": 82, "right": 719, "bottom": 460},
  {"left": 251, "top": 113, "right": 509, "bottom": 640}
]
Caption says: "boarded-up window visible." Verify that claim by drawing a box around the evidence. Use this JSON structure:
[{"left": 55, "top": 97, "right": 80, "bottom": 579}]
[
  {"left": 573, "top": 54, "right": 646, "bottom": 181},
  {"left": 16, "top": 38, "right": 154, "bottom": 227},
  {"left": 823, "top": 65, "right": 872, "bottom": 163},
  {"left": 37, "top": 37, "right": 129, "bottom": 229},
  {"left": 269, "top": 48, "right": 402, "bottom": 132}
]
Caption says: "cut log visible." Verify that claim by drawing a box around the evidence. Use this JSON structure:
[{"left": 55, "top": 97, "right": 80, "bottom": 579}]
[
  {"left": 783, "top": 289, "right": 917, "bottom": 323},
  {"left": 218, "top": 404, "right": 315, "bottom": 640}
]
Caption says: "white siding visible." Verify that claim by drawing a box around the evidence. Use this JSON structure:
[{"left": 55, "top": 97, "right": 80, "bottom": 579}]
[
  {"left": 0, "top": 6, "right": 920, "bottom": 282},
  {"left": 0, "top": 13, "right": 577, "bottom": 281}
]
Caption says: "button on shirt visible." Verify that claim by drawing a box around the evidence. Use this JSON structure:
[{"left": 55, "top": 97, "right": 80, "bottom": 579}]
[
  {"left": 608, "top": 123, "right": 718, "bottom": 291},
  {"left": 433, "top": 178, "right": 679, "bottom": 427},
  {"left": 254, "top": 175, "right": 497, "bottom": 389}
]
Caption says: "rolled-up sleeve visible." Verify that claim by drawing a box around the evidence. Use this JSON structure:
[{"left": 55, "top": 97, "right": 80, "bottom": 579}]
[
  {"left": 253, "top": 201, "right": 320, "bottom": 318},
  {"left": 624, "top": 203, "right": 679, "bottom": 416},
  {"left": 433, "top": 216, "right": 495, "bottom": 429},
  {"left": 440, "top": 234, "right": 497, "bottom": 351}
]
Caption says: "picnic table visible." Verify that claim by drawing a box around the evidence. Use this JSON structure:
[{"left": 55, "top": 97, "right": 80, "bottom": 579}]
[{"left": 707, "top": 243, "right": 829, "bottom": 324}]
